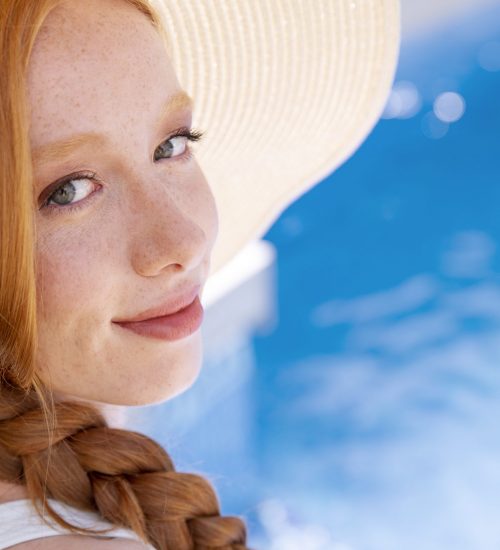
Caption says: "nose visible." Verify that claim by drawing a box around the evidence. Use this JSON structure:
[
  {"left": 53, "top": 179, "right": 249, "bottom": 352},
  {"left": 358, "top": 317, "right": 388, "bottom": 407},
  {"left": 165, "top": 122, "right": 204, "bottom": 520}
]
[{"left": 128, "top": 183, "right": 208, "bottom": 278}]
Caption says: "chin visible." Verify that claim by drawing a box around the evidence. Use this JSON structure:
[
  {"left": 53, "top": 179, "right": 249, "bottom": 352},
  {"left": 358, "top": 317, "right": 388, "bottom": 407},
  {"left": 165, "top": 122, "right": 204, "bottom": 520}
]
[
  {"left": 110, "top": 333, "right": 204, "bottom": 407},
  {"left": 46, "top": 332, "right": 205, "bottom": 409}
]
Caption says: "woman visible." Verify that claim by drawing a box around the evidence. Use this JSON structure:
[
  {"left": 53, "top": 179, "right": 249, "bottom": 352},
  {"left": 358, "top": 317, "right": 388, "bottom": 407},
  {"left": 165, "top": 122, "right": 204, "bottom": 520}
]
[{"left": 0, "top": 0, "right": 400, "bottom": 548}]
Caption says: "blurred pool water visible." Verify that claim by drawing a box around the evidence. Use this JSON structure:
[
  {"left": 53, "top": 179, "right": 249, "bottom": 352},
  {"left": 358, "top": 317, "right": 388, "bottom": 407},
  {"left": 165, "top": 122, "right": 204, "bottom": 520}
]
[{"left": 126, "top": 4, "right": 500, "bottom": 549}]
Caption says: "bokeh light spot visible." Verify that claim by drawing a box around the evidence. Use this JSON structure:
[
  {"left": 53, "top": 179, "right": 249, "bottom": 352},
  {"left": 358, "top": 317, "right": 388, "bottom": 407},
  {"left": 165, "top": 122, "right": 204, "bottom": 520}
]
[
  {"left": 421, "top": 111, "right": 449, "bottom": 139},
  {"left": 382, "top": 81, "right": 422, "bottom": 120},
  {"left": 433, "top": 92, "right": 466, "bottom": 123}
]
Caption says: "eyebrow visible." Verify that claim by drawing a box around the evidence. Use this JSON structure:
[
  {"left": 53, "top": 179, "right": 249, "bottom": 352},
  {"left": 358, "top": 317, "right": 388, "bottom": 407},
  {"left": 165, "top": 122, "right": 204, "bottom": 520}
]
[
  {"left": 32, "top": 90, "right": 194, "bottom": 164},
  {"left": 158, "top": 91, "right": 193, "bottom": 126}
]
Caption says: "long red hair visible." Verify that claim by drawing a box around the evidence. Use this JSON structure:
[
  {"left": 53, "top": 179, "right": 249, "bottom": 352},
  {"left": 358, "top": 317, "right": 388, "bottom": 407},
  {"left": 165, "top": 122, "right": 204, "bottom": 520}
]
[{"left": 0, "top": 1, "right": 248, "bottom": 548}]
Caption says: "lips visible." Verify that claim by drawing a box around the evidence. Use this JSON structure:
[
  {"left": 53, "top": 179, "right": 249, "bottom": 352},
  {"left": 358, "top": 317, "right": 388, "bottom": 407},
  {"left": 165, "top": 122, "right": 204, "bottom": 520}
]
[
  {"left": 112, "top": 293, "right": 204, "bottom": 341},
  {"left": 112, "top": 284, "right": 201, "bottom": 323}
]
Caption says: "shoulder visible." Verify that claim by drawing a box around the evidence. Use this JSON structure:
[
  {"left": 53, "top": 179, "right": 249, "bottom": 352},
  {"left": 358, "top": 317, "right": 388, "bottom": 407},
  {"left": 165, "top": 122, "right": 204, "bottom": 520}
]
[{"left": 7, "top": 535, "right": 150, "bottom": 549}]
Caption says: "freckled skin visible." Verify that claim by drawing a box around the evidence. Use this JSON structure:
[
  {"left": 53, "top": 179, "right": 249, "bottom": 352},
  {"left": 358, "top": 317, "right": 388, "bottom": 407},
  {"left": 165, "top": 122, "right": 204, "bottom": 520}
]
[{"left": 27, "top": 0, "right": 219, "bottom": 406}]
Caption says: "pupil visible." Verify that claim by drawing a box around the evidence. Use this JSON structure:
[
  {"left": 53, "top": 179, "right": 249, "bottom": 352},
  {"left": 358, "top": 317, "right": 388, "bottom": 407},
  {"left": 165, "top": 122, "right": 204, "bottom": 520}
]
[
  {"left": 53, "top": 182, "right": 75, "bottom": 205},
  {"left": 154, "top": 140, "right": 175, "bottom": 161}
]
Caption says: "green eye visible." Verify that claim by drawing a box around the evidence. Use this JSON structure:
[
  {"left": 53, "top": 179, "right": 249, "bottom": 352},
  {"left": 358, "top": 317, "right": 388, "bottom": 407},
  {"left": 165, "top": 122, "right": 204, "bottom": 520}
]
[
  {"left": 153, "top": 128, "right": 205, "bottom": 161},
  {"left": 154, "top": 136, "right": 187, "bottom": 160}
]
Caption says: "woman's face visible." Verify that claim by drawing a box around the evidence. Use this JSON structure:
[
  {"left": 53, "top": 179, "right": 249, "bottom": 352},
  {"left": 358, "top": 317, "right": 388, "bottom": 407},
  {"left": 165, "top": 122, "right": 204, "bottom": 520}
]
[{"left": 27, "top": 0, "right": 218, "bottom": 406}]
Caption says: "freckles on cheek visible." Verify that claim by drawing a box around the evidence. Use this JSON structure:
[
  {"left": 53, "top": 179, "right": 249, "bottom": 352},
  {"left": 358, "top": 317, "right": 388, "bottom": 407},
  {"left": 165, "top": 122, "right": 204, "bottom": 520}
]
[{"left": 36, "top": 236, "right": 105, "bottom": 319}]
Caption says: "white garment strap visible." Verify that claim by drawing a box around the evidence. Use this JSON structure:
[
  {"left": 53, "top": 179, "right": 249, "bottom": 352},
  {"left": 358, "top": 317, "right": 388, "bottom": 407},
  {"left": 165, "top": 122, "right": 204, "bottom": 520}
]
[{"left": 0, "top": 498, "right": 156, "bottom": 549}]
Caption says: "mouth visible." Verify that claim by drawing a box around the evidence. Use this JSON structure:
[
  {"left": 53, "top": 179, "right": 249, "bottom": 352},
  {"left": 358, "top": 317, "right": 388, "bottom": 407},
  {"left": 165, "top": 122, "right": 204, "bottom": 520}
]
[
  {"left": 113, "top": 284, "right": 202, "bottom": 323},
  {"left": 112, "top": 293, "right": 204, "bottom": 341}
]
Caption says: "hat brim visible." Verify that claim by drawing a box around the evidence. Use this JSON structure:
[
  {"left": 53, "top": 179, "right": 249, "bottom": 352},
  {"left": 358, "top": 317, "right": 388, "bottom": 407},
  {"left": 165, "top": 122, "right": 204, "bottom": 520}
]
[{"left": 153, "top": 0, "right": 401, "bottom": 277}]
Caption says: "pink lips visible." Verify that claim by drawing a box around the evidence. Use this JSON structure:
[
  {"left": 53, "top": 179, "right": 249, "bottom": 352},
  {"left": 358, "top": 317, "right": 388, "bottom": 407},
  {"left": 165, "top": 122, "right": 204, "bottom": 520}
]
[
  {"left": 114, "top": 295, "right": 204, "bottom": 341},
  {"left": 112, "top": 285, "right": 204, "bottom": 341},
  {"left": 116, "top": 285, "right": 201, "bottom": 322}
]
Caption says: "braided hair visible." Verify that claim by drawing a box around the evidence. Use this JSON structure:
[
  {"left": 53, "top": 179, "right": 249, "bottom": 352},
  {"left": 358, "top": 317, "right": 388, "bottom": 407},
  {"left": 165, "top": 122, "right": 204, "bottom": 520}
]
[
  {"left": 0, "top": 0, "right": 250, "bottom": 548},
  {"left": 0, "top": 384, "right": 247, "bottom": 548}
]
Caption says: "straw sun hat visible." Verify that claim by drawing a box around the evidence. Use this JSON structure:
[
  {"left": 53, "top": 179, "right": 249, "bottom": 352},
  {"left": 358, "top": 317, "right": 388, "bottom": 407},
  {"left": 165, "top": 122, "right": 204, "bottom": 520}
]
[{"left": 152, "top": 0, "right": 401, "bottom": 278}]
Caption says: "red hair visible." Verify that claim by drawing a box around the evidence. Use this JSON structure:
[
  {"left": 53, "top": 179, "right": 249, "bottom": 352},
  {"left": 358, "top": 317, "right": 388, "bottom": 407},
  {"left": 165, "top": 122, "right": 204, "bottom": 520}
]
[{"left": 0, "top": 1, "right": 249, "bottom": 548}]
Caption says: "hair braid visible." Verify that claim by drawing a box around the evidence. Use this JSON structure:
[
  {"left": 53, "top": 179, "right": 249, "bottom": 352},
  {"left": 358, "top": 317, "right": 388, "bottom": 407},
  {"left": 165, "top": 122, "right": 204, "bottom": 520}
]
[{"left": 0, "top": 384, "right": 249, "bottom": 549}]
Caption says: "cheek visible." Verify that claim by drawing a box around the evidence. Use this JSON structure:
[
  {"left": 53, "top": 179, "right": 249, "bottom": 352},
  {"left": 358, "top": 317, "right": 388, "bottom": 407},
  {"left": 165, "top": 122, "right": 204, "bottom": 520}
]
[
  {"left": 34, "top": 225, "right": 118, "bottom": 385},
  {"left": 35, "top": 228, "right": 111, "bottom": 322}
]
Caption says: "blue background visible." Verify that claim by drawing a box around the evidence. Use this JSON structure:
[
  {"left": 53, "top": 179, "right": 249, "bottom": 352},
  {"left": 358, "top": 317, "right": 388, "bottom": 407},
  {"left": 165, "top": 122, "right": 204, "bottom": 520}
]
[{"left": 130, "top": 4, "right": 500, "bottom": 549}]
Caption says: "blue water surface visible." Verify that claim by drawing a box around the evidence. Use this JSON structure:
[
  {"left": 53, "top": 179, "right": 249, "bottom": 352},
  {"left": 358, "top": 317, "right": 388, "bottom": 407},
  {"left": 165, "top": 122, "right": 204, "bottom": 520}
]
[{"left": 128, "top": 6, "right": 500, "bottom": 549}]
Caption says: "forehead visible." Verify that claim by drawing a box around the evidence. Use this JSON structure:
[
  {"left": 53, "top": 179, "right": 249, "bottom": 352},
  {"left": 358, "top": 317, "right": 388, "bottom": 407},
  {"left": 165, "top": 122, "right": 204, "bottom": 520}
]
[{"left": 26, "top": 0, "right": 181, "bottom": 150}]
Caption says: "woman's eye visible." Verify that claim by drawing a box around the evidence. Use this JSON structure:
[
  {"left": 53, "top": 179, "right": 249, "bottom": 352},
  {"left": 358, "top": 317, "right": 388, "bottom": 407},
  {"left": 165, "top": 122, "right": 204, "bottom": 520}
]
[
  {"left": 153, "top": 129, "right": 204, "bottom": 162},
  {"left": 46, "top": 176, "right": 97, "bottom": 208},
  {"left": 154, "top": 135, "right": 188, "bottom": 161},
  {"left": 39, "top": 129, "right": 204, "bottom": 214}
]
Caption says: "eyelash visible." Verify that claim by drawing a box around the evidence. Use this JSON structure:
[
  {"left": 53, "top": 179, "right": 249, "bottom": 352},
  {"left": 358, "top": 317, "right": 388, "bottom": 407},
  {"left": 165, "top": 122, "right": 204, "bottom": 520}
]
[{"left": 39, "top": 127, "right": 205, "bottom": 216}]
